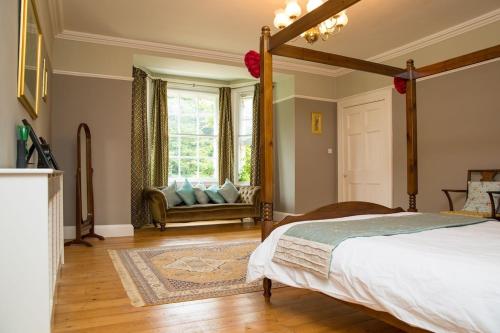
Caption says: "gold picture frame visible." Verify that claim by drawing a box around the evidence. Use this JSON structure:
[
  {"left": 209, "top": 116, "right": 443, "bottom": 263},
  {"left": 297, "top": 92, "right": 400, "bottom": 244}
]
[
  {"left": 311, "top": 112, "right": 323, "bottom": 134},
  {"left": 17, "top": 0, "right": 43, "bottom": 119},
  {"left": 42, "top": 58, "right": 48, "bottom": 102}
]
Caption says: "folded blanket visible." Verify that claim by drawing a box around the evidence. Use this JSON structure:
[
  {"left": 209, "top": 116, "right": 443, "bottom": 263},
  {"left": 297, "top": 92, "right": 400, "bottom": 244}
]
[{"left": 272, "top": 213, "right": 488, "bottom": 278}]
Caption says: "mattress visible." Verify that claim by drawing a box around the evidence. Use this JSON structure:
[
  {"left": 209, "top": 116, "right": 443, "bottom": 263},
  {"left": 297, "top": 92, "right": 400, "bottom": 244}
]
[{"left": 247, "top": 212, "right": 500, "bottom": 333}]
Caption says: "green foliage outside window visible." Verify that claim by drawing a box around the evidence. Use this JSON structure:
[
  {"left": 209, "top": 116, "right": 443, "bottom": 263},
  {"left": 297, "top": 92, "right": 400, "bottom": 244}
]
[{"left": 238, "top": 145, "right": 251, "bottom": 183}]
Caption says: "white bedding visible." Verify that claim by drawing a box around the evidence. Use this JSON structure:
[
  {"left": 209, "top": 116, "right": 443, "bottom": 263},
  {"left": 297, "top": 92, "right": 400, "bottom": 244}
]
[{"left": 247, "top": 212, "right": 500, "bottom": 333}]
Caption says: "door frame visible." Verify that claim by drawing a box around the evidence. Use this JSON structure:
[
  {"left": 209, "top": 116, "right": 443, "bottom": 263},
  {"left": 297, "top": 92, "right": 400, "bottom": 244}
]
[{"left": 337, "top": 87, "right": 393, "bottom": 206}]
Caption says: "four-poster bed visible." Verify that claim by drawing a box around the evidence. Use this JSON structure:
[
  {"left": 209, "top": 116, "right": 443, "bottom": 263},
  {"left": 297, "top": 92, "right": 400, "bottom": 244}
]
[{"left": 253, "top": 0, "right": 500, "bottom": 332}]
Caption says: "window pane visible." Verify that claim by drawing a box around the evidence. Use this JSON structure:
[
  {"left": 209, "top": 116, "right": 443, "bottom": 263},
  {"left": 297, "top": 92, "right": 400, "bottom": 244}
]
[
  {"left": 179, "top": 115, "right": 197, "bottom": 134},
  {"left": 241, "top": 97, "right": 253, "bottom": 119},
  {"left": 199, "top": 137, "right": 214, "bottom": 158},
  {"left": 168, "top": 114, "right": 178, "bottom": 134},
  {"left": 180, "top": 96, "right": 196, "bottom": 114},
  {"left": 238, "top": 137, "right": 252, "bottom": 183},
  {"left": 198, "top": 98, "right": 216, "bottom": 114},
  {"left": 240, "top": 119, "right": 252, "bottom": 136},
  {"left": 180, "top": 158, "right": 197, "bottom": 178},
  {"left": 198, "top": 115, "right": 215, "bottom": 135},
  {"left": 180, "top": 136, "right": 197, "bottom": 157},
  {"left": 169, "top": 136, "right": 179, "bottom": 157},
  {"left": 199, "top": 158, "right": 215, "bottom": 179},
  {"left": 168, "top": 159, "right": 179, "bottom": 177},
  {"left": 167, "top": 95, "right": 179, "bottom": 114}
]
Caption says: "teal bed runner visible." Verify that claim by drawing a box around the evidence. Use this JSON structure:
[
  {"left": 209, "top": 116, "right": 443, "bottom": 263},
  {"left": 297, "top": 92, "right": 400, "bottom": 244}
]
[{"left": 272, "top": 213, "right": 489, "bottom": 278}]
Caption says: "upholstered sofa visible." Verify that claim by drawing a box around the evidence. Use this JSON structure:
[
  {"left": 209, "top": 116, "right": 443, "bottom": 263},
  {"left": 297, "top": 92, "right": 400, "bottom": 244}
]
[{"left": 144, "top": 186, "right": 261, "bottom": 231}]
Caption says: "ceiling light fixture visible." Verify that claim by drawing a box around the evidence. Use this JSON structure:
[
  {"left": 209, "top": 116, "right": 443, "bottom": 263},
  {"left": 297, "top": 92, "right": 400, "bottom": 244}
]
[{"left": 273, "top": 0, "right": 349, "bottom": 44}]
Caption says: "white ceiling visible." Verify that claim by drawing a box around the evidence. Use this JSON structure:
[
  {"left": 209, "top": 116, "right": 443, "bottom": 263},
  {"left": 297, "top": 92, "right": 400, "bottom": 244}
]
[{"left": 56, "top": 0, "right": 500, "bottom": 79}]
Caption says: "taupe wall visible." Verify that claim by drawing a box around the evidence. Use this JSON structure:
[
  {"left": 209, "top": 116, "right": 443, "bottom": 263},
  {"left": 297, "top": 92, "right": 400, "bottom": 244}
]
[
  {"left": 274, "top": 98, "right": 295, "bottom": 213},
  {"left": 52, "top": 75, "right": 132, "bottom": 226},
  {"left": 274, "top": 97, "right": 337, "bottom": 214},
  {"left": 392, "top": 61, "right": 500, "bottom": 212},
  {"left": 0, "top": 0, "right": 52, "bottom": 167},
  {"left": 294, "top": 99, "right": 337, "bottom": 213}
]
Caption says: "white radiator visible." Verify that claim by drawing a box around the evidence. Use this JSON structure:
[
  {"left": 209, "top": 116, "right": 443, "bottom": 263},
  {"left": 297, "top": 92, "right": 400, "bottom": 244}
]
[{"left": 0, "top": 169, "right": 64, "bottom": 333}]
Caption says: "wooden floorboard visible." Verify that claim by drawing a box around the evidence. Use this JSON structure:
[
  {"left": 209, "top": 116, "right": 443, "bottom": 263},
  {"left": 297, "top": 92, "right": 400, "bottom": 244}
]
[{"left": 53, "top": 222, "right": 403, "bottom": 332}]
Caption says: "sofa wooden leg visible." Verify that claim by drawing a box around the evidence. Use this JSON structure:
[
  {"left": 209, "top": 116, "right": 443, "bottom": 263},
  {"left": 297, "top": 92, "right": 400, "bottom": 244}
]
[
  {"left": 240, "top": 218, "right": 244, "bottom": 223},
  {"left": 160, "top": 223, "right": 166, "bottom": 232}
]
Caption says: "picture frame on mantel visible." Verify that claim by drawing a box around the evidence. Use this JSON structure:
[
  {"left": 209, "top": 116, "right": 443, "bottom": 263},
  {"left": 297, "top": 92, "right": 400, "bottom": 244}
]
[
  {"left": 311, "top": 112, "right": 323, "bottom": 134},
  {"left": 17, "top": 0, "right": 43, "bottom": 119}
]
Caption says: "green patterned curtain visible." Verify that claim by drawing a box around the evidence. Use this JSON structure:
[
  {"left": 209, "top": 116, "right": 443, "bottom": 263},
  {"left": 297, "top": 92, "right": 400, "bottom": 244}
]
[
  {"left": 149, "top": 79, "right": 169, "bottom": 187},
  {"left": 250, "top": 83, "right": 261, "bottom": 186},
  {"left": 131, "top": 67, "right": 150, "bottom": 228},
  {"left": 218, "top": 87, "right": 234, "bottom": 184}
]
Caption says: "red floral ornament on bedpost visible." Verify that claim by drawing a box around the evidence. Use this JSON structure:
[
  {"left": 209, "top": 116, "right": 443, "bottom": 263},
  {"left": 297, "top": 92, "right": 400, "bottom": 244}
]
[
  {"left": 394, "top": 77, "right": 407, "bottom": 94},
  {"left": 244, "top": 51, "right": 261, "bottom": 78}
]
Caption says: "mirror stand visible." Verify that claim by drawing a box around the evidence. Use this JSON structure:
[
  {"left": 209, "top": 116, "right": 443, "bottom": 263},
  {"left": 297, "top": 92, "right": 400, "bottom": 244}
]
[{"left": 65, "top": 123, "right": 104, "bottom": 247}]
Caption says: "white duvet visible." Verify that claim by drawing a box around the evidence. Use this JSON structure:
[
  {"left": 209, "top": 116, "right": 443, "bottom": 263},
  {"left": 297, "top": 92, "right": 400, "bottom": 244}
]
[{"left": 247, "top": 212, "right": 500, "bottom": 333}]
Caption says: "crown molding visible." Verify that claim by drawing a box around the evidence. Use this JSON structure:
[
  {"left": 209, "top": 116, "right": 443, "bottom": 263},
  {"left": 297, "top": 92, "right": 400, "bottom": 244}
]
[
  {"left": 53, "top": 69, "right": 133, "bottom": 81},
  {"left": 331, "top": 8, "right": 500, "bottom": 77},
  {"left": 54, "top": 8, "right": 500, "bottom": 78},
  {"left": 56, "top": 30, "right": 341, "bottom": 77},
  {"left": 274, "top": 94, "right": 337, "bottom": 104}
]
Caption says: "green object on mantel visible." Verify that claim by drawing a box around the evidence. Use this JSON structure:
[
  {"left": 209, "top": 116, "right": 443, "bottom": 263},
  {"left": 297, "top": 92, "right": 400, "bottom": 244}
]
[{"left": 17, "top": 125, "right": 29, "bottom": 141}]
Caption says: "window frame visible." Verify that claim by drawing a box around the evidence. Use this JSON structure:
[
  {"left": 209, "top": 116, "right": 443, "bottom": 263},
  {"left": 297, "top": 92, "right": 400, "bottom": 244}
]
[
  {"left": 167, "top": 86, "right": 220, "bottom": 185},
  {"left": 232, "top": 86, "right": 255, "bottom": 185}
]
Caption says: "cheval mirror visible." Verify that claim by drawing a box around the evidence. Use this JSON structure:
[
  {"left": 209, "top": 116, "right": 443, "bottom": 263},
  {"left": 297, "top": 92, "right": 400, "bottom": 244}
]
[{"left": 65, "top": 123, "right": 104, "bottom": 247}]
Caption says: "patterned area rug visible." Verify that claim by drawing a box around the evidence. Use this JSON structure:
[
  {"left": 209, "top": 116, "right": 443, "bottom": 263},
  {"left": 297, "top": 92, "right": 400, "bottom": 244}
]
[{"left": 109, "top": 241, "right": 279, "bottom": 307}]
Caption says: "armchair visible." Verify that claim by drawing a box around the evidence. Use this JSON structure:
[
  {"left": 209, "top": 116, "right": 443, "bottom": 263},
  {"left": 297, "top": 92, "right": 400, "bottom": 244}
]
[{"left": 442, "top": 169, "right": 500, "bottom": 220}]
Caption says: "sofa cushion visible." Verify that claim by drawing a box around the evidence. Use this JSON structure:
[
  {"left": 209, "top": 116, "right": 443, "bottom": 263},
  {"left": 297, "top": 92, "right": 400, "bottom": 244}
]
[
  {"left": 218, "top": 179, "right": 240, "bottom": 203},
  {"left": 205, "top": 185, "right": 226, "bottom": 204},
  {"left": 161, "top": 181, "right": 182, "bottom": 208},
  {"left": 168, "top": 203, "right": 254, "bottom": 213},
  {"left": 193, "top": 184, "right": 210, "bottom": 204},
  {"left": 176, "top": 179, "right": 197, "bottom": 206}
]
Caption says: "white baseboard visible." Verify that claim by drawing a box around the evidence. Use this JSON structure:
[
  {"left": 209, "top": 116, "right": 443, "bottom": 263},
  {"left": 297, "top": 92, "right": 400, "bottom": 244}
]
[
  {"left": 273, "top": 211, "right": 300, "bottom": 221},
  {"left": 64, "top": 224, "right": 134, "bottom": 239}
]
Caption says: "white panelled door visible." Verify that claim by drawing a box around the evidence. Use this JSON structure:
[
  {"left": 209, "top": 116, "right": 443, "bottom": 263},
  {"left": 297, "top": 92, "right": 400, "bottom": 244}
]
[{"left": 338, "top": 88, "right": 392, "bottom": 206}]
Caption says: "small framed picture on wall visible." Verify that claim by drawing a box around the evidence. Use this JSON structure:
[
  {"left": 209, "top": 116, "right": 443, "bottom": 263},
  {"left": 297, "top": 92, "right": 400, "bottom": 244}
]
[{"left": 311, "top": 112, "right": 322, "bottom": 134}]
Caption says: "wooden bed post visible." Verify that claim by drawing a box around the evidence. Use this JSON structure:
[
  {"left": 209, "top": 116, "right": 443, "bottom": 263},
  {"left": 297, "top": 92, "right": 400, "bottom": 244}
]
[
  {"left": 260, "top": 26, "right": 274, "bottom": 299},
  {"left": 405, "top": 59, "right": 418, "bottom": 212}
]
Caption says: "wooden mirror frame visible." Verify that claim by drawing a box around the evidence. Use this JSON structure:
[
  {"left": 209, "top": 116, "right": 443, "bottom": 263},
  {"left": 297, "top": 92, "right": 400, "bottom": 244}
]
[{"left": 65, "top": 123, "right": 104, "bottom": 247}]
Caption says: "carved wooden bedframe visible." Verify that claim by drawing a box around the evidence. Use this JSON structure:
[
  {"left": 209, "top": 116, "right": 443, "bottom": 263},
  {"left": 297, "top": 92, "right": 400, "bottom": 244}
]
[{"left": 256, "top": 1, "right": 500, "bottom": 331}]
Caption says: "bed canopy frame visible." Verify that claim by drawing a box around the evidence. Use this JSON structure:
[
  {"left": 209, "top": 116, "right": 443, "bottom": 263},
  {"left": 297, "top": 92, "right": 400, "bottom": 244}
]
[{"left": 257, "top": 1, "right": 500, "bottom": 330}]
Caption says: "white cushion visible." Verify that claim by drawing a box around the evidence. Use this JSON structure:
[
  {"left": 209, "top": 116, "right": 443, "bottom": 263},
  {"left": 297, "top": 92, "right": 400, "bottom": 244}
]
[{"left": 463, "top": 181, "right": 500, "bottom": 213}]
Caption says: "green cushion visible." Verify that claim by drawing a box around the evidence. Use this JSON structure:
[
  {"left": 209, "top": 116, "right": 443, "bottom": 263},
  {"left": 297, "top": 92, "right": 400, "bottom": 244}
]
[
  {"left": 205, "top": 185, "right": 226, "bottom": 204},
  {"left": 194, "top": 184, "right": 210, "bottom": 204},
  {"left": 218, "top": 179, "right": 240, "bottom": 203},
  {"left": 176, "top": 179, "right": 197, "bottom": 206},
  {"left": 161, "top": 181, "right": 182, "bottom": 208}
]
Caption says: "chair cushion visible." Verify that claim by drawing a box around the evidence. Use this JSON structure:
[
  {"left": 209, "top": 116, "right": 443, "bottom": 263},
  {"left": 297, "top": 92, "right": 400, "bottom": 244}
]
[
  {"left": 193, "top": 184, "right": 210, "bottom": 204},
  {"left": 205, "top": 185, "right": 226, "bottom": 204},
  {"left": 176, "top": 179, "right": 197, "bottom": 206},
  {"left": 161, "top": 181, "right": 182, "bottom": 208},
  {"left": 218, "top": 179, "right": 240, "bottom": 203},
  {"left": 463, "top": 181, "right": 500, "bottom": 213}
]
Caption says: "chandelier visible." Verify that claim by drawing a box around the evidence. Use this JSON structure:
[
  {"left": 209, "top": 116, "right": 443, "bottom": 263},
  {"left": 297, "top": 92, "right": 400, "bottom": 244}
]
[{"left": 273, "top": 0, "right": 349, "bottom": 44}]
